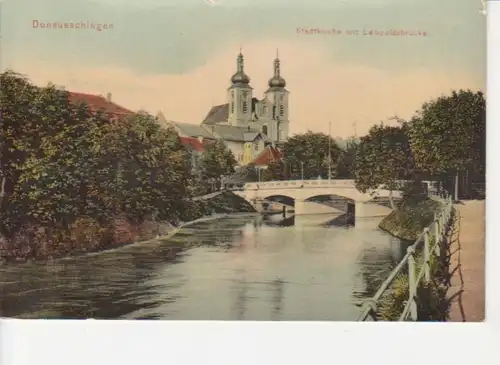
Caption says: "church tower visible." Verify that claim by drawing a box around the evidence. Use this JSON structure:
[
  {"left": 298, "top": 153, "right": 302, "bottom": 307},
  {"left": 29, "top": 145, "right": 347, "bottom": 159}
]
[
  {"left": 227, "top": 51, "right": 253, "bottom": 126},
  {"left": 264, "top": 50, "right": 289, "bottom": 142}
]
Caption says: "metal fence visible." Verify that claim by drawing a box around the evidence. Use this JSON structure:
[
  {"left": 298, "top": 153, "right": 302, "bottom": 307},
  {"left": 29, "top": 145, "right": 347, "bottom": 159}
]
[{"left": 357, "top": 193, "right": 454, "bottom": 321}]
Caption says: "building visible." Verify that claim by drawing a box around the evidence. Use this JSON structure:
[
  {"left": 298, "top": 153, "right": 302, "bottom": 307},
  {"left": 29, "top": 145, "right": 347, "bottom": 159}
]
[
  {"left": 248, "top": 145, "right": 284, "bottom": 168},
  {"left": 179, "top": 136, "right": 212, "bottom": 173},
  {"left": 162, "top": 50, "right": 290, "bottom": 167},
  {"left": 68, "top": 92, "right": 134, "bottom": 121}
]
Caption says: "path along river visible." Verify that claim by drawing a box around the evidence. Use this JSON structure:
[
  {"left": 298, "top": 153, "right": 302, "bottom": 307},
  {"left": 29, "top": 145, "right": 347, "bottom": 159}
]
[{"left": 0, "top": 213, "right": 409, "bottom": 320}]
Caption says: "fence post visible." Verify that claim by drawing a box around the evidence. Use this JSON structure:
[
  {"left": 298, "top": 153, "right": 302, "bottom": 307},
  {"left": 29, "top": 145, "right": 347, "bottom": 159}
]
[
  {"left": 434, "top": 213, "right": 440, "bottom": 244},
  {"left": 433, "top": 213, "right": 441, "bottom": 256},
  {"left": 446, "top": 202, "right": 451, "bottom": 224},
  {"left": 440, "top": 213, "right": 445, "bottom": 235},
  {"left": 407, "top": 246, "right": 418, "bottom": 321},
  {"left": 423, "top": 228, "right": 430, "bottom": 283}
]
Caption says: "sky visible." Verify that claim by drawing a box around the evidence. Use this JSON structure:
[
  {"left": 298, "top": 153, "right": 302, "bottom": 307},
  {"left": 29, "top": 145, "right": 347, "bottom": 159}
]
[{"left": 1, "top": 0, "right": 486, "bottom": 137}]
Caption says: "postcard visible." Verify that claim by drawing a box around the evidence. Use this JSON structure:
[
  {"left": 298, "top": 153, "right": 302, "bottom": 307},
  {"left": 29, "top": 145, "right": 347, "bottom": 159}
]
[{"left": 0, "top": 0, "right": 485, "bottom": 321}]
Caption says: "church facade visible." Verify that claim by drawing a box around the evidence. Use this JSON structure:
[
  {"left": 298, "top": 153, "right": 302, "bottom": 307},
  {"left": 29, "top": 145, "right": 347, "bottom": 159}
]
[{"left": 162, "top": 51, "right": 290, "bottom": 166}]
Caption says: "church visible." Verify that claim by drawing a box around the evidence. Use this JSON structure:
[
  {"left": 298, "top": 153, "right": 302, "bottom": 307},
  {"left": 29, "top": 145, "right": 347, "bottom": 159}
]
[{"left": 161, "top": 50, "right": 290, "bottom": 167}]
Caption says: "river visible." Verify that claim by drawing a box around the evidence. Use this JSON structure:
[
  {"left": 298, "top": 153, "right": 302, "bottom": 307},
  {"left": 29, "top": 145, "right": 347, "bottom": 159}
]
[{"left": 0, "top": 213, "right": 408, "bottom": 320}]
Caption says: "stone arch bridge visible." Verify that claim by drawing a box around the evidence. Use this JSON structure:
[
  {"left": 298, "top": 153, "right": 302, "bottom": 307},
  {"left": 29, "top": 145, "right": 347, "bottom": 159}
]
[{"left": 233, "top": 179, "right": 403, "bottom": 217}]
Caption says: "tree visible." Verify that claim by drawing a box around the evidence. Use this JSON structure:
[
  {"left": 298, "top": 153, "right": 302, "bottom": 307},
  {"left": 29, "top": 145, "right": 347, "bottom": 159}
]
[
  {"left": 282, "top": 131, "right": 341, "bottom": 179},
  {"left": 1, "top": 71, "right": 42, "bottom": 221},
  {"left": 199, "top": 140, "right": 237, "bottom": 188},
  {"left": 408, "top": 90, "right": 485, "bottom": 190},
  {"left": 1, "top": 71, "right": 97, "bottom": 232},
  {"left": 355, "top": 123, "right": 414, "bottom": 209},
  {"left": 237, "top": 164, "right": 260, "bottom": 182},
  {"left": 262, "top": 160, "right": 287, "bottom": 181},
  {"left": 0, "top": 71, "right": 195, "bottom": 239},
  {"left": 336, "top": 137, "right": 359, "bottom": 179},
  {"left": 95, "top": 114, "right": 192, "bottom": 223},
  {"left": 15, "top": 105, "right": 108, "bottom": 227}
]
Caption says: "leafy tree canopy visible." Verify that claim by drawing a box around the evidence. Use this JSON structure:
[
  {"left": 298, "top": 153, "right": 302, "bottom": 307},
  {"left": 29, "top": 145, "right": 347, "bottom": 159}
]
[
  {"left": 355, "top": 123, "right": 414, "bottom": 208},
  {"left": 199, "top": 140, "right": 237, "bottom": 181},
  {"left": 282, "top": 131, "right": 341, "bottom": 179},
  {"left": 0, "top": 70, "right": 194, "bottom": 234},
  {"left": 408, "top": 90, "right": 485, "bottom": 176},
  {"left": 336, "top": 137, "right": 360, "bottom": 179},
  {"left": 262, "top": 160, "right": 287, "bottom": 181}
]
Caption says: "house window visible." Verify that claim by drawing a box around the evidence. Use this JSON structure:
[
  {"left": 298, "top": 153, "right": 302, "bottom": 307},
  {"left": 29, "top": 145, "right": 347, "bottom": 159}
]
[
  {"left": 280, "top": 105, "right": 284, "bottom": 116},
  {"left": 242, "top": 91, "right": 248, "bottom": 114},
  {"left": 231, "top": 91, "right": 235, "bottom": 114},
  {"left": 262, "top": 125, "right": 268, "bottom": 135},
  {"left": 254, "top": 143, "right": 259, "bottom": 152}
]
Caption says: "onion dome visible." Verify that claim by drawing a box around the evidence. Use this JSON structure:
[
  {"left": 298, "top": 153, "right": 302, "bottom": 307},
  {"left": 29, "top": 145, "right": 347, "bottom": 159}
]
[
  {"left": 231, "top": 52, "right": 250, "bottom": 85},
  {"left": 268, "top": 51, "right": 286, "bottom": 88}
]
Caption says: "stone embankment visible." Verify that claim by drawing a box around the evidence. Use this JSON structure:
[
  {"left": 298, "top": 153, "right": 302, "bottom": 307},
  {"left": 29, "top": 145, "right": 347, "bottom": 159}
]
[
  {"left": 378, "top": 196, "right": 442, "bottom": 241},
  {"left": 0, "top": 190, "right": 255, "bottom": 264}
]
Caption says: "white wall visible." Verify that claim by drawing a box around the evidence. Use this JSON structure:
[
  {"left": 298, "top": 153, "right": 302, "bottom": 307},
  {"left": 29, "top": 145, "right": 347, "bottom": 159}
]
[{"left": 225, "top": 140, "right": 244, "bottom": 163}]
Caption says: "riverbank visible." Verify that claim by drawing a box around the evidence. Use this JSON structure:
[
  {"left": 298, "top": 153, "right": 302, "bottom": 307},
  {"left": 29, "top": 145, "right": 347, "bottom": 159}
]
[
  {"left": 0, "top": 190, "right": 256, "bottom": 264},
  {"left": 447, "top": 200, "right": 485, "bottom": 321},
  {"left": 0, "top": 213, "right": 398, "bottom": 320},
  {"left": 374, "top": 195, "right": 454, "bottom": 321},
  {"left": 378, "top": 196, "right": 443, "bottom": 241}
]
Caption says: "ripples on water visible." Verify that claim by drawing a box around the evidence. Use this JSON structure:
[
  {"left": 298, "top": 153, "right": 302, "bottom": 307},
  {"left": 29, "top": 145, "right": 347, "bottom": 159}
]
[{"left": 0, "top": 213, "right": 408, "bottom": 320}]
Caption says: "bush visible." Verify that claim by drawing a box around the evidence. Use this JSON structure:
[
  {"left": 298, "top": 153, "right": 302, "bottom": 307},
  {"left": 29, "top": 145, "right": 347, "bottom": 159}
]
[
  {"left": 401, "top": 181, "right": 428, "bottom": 202},
  {"left": 377, "top": 238, "right": 451, "bottom": 321}
]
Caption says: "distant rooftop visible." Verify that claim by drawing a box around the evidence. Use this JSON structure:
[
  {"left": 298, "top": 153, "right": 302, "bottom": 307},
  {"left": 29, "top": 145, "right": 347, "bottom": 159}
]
[
  {"left": 207, "top": 124, "right": 266, "bottom": 142},
  {"left": 167, "top": 120, "right": 215, "bottom": 139},
  {"left": 68, "top": 91, "right": 134, "bottom": 118}
]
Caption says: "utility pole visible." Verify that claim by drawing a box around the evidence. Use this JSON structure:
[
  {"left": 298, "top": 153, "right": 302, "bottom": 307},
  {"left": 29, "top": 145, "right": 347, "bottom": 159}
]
[
  {"left": 328, "top": 121, "right": 332, "bottom": 180},
  {"left": 301, "top": 162, "right": 304, "bottom": 180}
]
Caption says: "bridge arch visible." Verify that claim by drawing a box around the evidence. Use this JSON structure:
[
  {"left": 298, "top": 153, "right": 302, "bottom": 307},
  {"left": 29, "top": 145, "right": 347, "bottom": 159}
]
[
  {"left": 303, "top": 194, "right": 356, "bottom": 214},
  {"left": 262, "top": 194, "right": 295, "bottom": 207},
  {"left": 304, "top": 194, "right": 355, "bottom": 204}
]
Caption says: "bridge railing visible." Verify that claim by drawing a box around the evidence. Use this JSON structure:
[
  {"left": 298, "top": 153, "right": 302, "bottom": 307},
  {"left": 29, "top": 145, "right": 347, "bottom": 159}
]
[
  {"left": 242, "top": 179, "right": 413, "bottom": 191},
  {"left": 243, "top": 179, "right": 355, "bottom": 190},
  {"left": 357, "top": 193, "right": 454, "bottom": 321}
]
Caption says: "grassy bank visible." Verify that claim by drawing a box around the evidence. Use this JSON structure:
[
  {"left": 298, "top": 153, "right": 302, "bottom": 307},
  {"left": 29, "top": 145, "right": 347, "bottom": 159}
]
[
  {"left": 374, "top": 196, "right": 453, "bottom": 321},
  {"left": 378, "top": 196, "right": 442, "bottom": 241},
  {"left": 377, "top": 249, "right": 451, "bottom": 321},
  {"left": 177, "top": 190, "right": 256, "bottom": 223},
  {"left": 0, "top": 191, "right": 255, "bottom": 264}
]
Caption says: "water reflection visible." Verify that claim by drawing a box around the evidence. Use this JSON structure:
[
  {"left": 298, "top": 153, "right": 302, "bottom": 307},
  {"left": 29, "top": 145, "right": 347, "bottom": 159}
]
[
  {"left": 270, "top": 278, "right": 285, "bottom": 321},
  {"left": 0, "top": 214, "right": 406, "bottom": 320},
  {"left": 353, "top": 236, "right": 411, "bottom": 300},
  {"left": 261, "top": 213, "right": 295, "bottom": 227}
]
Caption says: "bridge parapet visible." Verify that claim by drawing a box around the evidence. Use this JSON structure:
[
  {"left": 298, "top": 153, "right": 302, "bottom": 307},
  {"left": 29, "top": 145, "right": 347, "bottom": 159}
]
[
  {"left": 243, "top": 179, "right": 356, "bottom": 190},
  {"left": 242, "top": 179, "right": 412, "bottom": 191}
]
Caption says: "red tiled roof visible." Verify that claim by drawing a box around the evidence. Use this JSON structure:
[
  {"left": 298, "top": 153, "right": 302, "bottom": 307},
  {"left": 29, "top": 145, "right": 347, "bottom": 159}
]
[
  {"left": 68, "top": 92, "right": 134, "bottom": 118},
  {"left": 250, "top": 145, "right": 284, "bottom": 167},
  {"left": 180, "top": 137, "right": 206, "bottom": 152}
]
